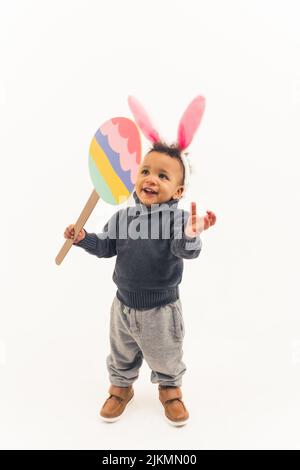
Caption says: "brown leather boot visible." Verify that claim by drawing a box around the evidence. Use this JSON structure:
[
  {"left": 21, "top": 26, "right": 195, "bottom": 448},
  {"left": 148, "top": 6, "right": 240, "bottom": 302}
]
[
  {"left": 99, "top": 384, "right": 134, "bottom": 422},
  {"left": 159, "top": 385, "right": 189, "bottom": 426}
]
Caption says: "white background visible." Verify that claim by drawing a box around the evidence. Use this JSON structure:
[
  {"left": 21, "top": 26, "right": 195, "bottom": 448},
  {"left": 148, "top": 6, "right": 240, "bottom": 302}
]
[{"left": 1, "top": 0, "right": 300, "bottom": 450}]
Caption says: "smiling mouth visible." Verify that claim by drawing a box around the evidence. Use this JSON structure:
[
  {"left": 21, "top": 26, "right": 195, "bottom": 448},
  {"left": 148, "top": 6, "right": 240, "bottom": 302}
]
[{"left": 142, "top": 188, "right": 158, "bottom": 195}]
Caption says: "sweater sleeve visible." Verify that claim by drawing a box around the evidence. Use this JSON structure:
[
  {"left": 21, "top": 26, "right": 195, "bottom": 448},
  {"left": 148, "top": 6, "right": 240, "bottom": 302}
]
[
  {"left": 73, "top": 211, "right": 118, "bottom": 258},
  {"left": 170, "top": 209, "right": 202, "bottom": 259}
]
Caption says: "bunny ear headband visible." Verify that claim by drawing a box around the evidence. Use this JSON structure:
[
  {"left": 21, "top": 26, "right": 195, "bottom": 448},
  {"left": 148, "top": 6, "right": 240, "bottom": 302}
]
[{"left": 127, "top": 95, "right": 205, "bottom": 196}]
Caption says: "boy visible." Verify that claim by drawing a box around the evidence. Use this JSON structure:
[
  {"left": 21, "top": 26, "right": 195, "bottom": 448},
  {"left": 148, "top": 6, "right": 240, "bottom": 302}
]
[{"left": 64, "top": 142, "right": 216, "bottom": 426}]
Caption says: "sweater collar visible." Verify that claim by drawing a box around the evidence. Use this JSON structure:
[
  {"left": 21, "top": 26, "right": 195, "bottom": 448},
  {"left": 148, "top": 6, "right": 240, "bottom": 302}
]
[{"left": 132, "top": 190, "right": 179, "bottom": 213}]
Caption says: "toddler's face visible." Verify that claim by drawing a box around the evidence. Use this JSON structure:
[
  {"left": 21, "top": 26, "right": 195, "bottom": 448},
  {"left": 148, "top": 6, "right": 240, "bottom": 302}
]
[{"left": 135, "top": 151, "right": 184, "bottom": 206}]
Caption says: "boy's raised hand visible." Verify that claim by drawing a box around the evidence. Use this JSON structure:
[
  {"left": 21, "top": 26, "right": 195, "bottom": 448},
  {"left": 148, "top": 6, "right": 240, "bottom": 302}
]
[{"left": 184, "top": 202, "right": 217, "bottom": 238}]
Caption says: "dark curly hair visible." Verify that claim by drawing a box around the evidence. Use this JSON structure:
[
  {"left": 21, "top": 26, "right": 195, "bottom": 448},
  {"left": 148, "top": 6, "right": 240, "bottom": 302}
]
[{"left": 146, "top": 141, "right": 186, "bottom": 185}]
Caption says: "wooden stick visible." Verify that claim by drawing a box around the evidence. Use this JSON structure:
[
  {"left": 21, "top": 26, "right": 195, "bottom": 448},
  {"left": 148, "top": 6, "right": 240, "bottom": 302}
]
[{"left": 55, "top": 189, "right": 100, "bottom": 265}]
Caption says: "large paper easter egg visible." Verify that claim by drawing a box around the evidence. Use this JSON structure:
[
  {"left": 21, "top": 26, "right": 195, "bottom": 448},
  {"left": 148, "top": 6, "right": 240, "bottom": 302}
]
[{"left": 88, "top": 117, "right": 142, "bottom": 205}]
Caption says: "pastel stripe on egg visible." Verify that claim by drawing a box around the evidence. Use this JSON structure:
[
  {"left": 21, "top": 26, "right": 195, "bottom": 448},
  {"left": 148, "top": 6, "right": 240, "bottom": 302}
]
[
  {"left": 88, "top": 157, "right": 116, "bottom": 205},
  {"left": 89, "top": 137, "right": 131, "bottom": 203},
  {"left": 94, "top": 129, "right": 134, "bottom": 191}
]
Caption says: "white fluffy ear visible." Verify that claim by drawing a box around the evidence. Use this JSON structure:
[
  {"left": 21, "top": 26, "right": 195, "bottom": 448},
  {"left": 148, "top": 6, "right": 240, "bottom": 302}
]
[
  {"left": 177, "top": 96, "right": 205, "bottom": 150},
  {"left": 128, "top": 96, "right": 161, "bottom": 143}
]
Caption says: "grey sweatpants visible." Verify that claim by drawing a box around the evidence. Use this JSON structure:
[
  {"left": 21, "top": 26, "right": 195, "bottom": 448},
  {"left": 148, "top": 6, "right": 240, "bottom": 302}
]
[{"left": 106, "top": 295, "right": 186, "bottom": 387}]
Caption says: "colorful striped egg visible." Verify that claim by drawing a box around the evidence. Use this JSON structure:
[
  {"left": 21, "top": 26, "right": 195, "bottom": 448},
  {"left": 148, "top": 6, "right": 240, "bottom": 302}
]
[{"left": 88, "top": 117, "right": 142, "bottom": 205}]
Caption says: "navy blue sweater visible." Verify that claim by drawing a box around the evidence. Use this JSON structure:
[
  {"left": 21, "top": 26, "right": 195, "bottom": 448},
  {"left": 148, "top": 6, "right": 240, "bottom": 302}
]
[{"left": 74, "top": 191, "right": 202, "bottom": 309}]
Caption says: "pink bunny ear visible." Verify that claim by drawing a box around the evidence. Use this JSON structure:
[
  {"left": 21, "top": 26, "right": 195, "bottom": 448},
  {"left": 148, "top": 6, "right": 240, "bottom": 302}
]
[
  {"left": 128, "top": 95, "right": 160, "bottom": 143},
  {"left": 177, "top": 96, "right": 205, "bottom": 150}
]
